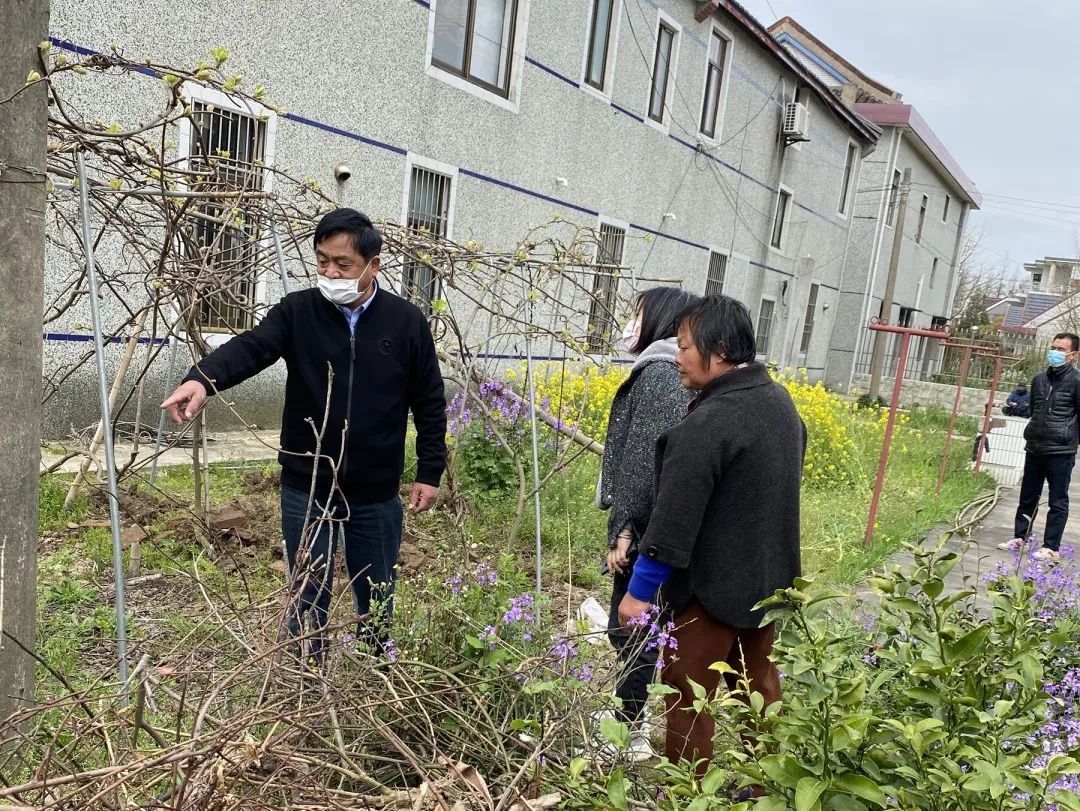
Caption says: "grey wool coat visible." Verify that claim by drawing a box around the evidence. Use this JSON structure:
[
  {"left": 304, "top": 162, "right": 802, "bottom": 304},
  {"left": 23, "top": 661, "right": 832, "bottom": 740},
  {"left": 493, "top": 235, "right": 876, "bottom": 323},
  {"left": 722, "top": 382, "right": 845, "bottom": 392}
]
[
  {"left": 637, "top": 363, "right": 806, "bottom": 628},
  {"left": 598, "top": 339, "right": 694, "bottom": 549}
]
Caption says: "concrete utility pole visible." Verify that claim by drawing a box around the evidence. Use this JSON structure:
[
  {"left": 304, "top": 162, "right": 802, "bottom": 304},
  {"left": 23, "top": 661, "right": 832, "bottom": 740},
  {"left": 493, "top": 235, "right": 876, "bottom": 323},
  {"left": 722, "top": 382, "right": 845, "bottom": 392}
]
[
  {"left": 867, "top": 167, "right": 912, "bottom": 401},
  {"left": 0, "top": 0, "right": 49, "bottom": 718}
]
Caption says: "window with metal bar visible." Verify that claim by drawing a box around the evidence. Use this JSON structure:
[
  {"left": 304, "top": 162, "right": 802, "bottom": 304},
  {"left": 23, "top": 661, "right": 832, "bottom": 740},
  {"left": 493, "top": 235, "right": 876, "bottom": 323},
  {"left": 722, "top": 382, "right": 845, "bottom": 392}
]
[
  {"left": 930, "top": 257, "right": 939, "bottom": 288},
  {"left": 431, "top": 0, "right": 519, "bottom": 97},
  {"left": 187, "top": 102, "right": 267, "bottom": 332},
  {"left": 648, "top": 21, "right": 675, "bottom": 123},
  {"left": 916, "top": 194, "right": 928, "bottom": 243},
  {"left": 705, "top": 251, "right": 727, "bottom": 296},
  {"left": 587, "top": 223, "right": 625, "bottom": 352},
  {"left": 771, "top": 189, "right": 791, "bottom": 250},
  {"left": 800, "top": 283, "right": 819, "bottom": 354},
  {"left": 838, "top": 143, "right": 857, "bottom": 215},
  {"left": 756, "top": 298, "right": 775, "bottom": 358},
  {"left": 404, "top": 167, "right": 453, "bottom": 314},
  {"left": 584, "top": 0, "right": 615, "bottom": 91},
  {"left": 699, "top": 29, "right": 728, "bottom": 138},
  {"left": 942, "top": 194, "right": 951, "bottom": 223}
]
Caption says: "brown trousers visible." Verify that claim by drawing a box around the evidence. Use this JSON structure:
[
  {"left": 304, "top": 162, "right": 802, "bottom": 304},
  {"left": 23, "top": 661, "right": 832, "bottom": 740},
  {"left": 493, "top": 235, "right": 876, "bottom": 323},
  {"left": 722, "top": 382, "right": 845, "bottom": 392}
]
[{"left": 661, "top": 600, "right": 780, "bottom": 772}]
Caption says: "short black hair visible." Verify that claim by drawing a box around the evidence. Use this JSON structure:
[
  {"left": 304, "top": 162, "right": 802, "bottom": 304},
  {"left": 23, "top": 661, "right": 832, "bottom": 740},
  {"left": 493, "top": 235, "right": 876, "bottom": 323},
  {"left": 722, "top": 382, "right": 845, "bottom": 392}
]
[
  {"left": 675, "top": 294, "right": 756, "bottom": 366},
  {"left": 633, "top": 286, "right": 701, "bottom": 354},
  {"left": 313, "top": 208, "right": 383, "bottom": 260},
  {"left": 1053, "top": 332, "right": 1080, "bottom": 352}
]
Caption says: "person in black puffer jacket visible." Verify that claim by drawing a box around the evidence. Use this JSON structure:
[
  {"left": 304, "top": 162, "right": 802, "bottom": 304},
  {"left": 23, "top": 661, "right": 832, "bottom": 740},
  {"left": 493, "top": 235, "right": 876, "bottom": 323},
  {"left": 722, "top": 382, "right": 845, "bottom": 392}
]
[
  {"left": 596, "top": 285, "right": 699, "bottom": 760},
  {"left": 999, "top": 332, "right": 1080, "bottom": 561}
]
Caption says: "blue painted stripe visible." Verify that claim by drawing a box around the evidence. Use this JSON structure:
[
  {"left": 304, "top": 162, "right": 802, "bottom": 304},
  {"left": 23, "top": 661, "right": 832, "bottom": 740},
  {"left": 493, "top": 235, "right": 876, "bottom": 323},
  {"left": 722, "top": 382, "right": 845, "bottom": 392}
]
[
  {"left": 795, "top": 200, "right": 837, "bottom": 227},
  {"left": 668, "top": 133, "right": 774, "bottom": 195},
  {"left": 283, "top": 112, "right": 407, "bottom": 156},
  {"left": 610, "top": 102, "right": 646, "bottom": 123},
  {"left": 629, "top": 222, "right": 708, "bottom": 252},
  {"left": 525, "top": 56, "right": 579, "bottom": 89},
  {"left": 470, "top": 351, "right": 634, "bottom": 365},
  {"left": 458, "top": 168, "right": 600, "bottom": 217},
  {"left": 749, "top": 260, "right": 793, "bottom": 278},
  {"left": 49, "top": 37, "right": 157, "bottom": 78},
  {"left": 44, "top": 332, "right": 170, "bottom": 345}
]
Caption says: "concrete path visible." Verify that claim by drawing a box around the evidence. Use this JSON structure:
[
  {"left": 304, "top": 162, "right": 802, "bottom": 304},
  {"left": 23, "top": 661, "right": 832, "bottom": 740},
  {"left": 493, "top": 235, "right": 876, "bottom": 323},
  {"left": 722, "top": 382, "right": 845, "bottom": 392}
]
[
  {"left": 867, "top": 473, "right": 1080, "bottom": 614},
  {"left": 41, "top": 429, "right": 281, "bottom": 476}
]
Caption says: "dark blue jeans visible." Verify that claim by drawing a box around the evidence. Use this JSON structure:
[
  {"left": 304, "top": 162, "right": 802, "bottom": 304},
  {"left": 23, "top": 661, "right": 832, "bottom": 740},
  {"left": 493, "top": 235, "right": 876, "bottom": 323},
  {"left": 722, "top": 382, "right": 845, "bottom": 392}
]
[
  {"left": 280, "top": 485, "right": 403, "bottom": 655},
  {"left": 1014, "top": 453, "right": 1075, "bottom": 551}
]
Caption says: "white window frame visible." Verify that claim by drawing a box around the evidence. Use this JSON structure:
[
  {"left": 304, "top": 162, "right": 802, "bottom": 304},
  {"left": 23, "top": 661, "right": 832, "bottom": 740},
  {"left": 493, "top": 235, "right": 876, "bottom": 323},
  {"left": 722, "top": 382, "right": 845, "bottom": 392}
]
[
  {"left": 587, "top": 214, "right": 629, "bottom": 352},
  {"left": 643, "top": 8, "right": 682, "bottom": 135},
  {"left": 579, "top": 0, "right": 623, "bottom": 100},
  {"left": 696, "top": 22, "right": 734, "bottom": 144},
  {"left": 769, "top": 184, "right": 794, "bottom": 255},
  {"left": 704, "top": 247, "right": 729, "bottom": 296},
  {"left": 800, "top": 282, "right": 819, "bottom": 355},
  {"left": 425, "top": 0, "right": 531, "bottom": 114},
  {"left": 837, "top": 140, "right": 859, "bottom": 218},
  {"left": 755, "top": 296, "right": 776, "bottom": 360},
  {"left": 175, "top": 82, "right": 277, "bottom": 346},
  {"left": 400, "top": 153, "right": 459, "bottom": 305},
  {"left": 942, "top": 193, "right": 952, "bottom": 223}
]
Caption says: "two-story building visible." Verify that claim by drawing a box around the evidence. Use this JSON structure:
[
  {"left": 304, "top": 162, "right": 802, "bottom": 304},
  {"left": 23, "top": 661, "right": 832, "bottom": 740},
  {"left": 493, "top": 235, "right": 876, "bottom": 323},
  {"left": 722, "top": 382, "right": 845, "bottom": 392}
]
[{"left": 44, "top": 0, "right": 896, "bottom": 436}]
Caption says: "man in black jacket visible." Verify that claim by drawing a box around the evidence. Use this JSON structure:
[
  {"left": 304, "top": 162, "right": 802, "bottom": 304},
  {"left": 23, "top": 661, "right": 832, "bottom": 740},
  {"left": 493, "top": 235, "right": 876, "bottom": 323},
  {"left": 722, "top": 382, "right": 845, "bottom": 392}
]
[
  {"left": 617, "top": 295, "right": 805, "bottom": 774},
  {"left": 162, "top": 209, "right": 447, "bottom": 656},
  {"left": 999, "top": 332, "right": 1080, "bottom": 562}
]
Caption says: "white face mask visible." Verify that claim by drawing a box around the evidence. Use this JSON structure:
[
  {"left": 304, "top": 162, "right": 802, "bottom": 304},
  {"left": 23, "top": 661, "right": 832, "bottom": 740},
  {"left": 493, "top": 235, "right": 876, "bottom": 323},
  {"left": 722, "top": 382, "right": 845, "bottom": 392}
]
[
  {"left": 621, "top": 317, "right": 641, "bottom": 353},
  {"left": 316, "top": 263, "right": 374, "bottom": 306}
]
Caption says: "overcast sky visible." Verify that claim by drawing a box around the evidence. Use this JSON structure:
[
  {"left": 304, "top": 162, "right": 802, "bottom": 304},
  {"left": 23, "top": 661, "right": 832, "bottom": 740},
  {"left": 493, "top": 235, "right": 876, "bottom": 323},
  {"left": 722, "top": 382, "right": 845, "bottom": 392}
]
[{"left": 739, "top": 0, "right": 1080, "bottom": 282}]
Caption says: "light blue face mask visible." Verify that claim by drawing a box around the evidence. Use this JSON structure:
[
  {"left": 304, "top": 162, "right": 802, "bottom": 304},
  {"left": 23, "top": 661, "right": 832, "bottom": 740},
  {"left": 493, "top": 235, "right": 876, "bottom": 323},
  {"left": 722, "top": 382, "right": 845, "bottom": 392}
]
[{"left": 1048, "top": 349, "right": 1069, "bottom": 368}]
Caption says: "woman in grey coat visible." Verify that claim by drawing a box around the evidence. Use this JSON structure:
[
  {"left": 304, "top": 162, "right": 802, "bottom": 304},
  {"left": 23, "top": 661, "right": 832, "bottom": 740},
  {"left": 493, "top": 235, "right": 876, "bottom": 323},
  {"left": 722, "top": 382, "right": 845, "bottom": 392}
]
[{"left": 597, "top": 286, "right": 699, "bottom": 757}]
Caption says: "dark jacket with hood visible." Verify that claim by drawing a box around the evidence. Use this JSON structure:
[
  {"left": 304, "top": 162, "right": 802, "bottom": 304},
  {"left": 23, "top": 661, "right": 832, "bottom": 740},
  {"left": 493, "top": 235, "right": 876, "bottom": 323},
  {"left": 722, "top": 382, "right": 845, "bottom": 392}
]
[
  {"left": 1024, "top": 364, "right": 1080, "bottom": 456},
  {"left": 636, "top": 363, "right": 806, "bottom": 627},
  {"left": 183, "top": 287, "right": 447, "bottom": 502}
]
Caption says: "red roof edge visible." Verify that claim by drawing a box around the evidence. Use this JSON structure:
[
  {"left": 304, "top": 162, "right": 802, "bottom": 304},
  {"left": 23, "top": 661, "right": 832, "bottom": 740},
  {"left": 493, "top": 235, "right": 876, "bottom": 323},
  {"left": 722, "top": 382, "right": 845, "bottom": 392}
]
[{"left": 853, "top": 103, "right": 981, "bottom": 208}]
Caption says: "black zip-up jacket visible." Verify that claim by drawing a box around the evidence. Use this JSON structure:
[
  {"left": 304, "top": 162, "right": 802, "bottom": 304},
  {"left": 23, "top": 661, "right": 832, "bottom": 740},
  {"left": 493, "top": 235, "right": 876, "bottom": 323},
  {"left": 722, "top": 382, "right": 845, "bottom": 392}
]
[
  {"left": 1023, "top": 364, "right": 1080, "bottom": 456},
  {"left": 183, "top": 287, "right": 447, "bottom": 502}
]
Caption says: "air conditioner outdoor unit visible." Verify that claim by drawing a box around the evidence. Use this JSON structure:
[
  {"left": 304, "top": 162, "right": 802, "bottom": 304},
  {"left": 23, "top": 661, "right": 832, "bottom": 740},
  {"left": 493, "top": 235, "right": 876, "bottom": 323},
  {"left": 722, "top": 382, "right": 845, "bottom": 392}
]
[{"left": 782, "top": 101, "right": 810, "bottom": 140}]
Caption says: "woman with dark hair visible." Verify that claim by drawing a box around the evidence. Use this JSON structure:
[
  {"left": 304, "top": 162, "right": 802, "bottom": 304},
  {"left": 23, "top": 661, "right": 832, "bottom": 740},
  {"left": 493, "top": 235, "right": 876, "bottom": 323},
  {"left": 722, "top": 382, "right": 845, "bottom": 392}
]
[
  {"left": 596, "top": 285, "right": 700, "bottom": 760},
  {"left": 617, "top": 294, "right": 805, "bottom": 787}
]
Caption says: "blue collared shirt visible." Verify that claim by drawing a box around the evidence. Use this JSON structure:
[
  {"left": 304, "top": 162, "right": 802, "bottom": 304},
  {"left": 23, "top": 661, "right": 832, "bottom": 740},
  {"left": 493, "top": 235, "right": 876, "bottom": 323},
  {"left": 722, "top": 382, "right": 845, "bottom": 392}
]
[{"left": 337, "top": 280, "right": 378, "bottom": 333}]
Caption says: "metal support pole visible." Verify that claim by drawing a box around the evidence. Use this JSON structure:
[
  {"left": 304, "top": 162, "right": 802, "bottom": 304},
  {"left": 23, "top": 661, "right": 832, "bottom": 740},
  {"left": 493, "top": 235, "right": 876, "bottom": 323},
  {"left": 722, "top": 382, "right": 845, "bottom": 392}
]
[
  {"left": 973, "top": 356, "right": 1005, "bottom": 476},
  {"left": 149, "top": 321, "right": 181, "bottom": 487},
  {"left": 868, "top": 168, "right": 912, "bottom": 401},
  {"left": 523, "top": 275, "right": 544, "bottom": 604},
  {"left": 935, "top": 343, "right": 974, "bottom": 495},
  {"left": 865, "top": 331, "right": 912, "bottom": 547},
  {"left": 272, "top": 230, "right": 291, "bottom": 295},
  {"left": 76, "top": 152, "right": 130, "bottom": 698}
]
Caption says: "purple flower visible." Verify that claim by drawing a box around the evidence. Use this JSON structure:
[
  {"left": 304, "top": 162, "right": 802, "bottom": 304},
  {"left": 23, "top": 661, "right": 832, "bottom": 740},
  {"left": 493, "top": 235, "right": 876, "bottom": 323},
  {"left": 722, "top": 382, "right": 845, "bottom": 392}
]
[
  {"left": 482, "top": 625, "right": 498, "bottom": 650},
  {"left": 473, "top": 563, "right": 498, "bottom": 587},
  {"left": 383, "top": 639, "right": 399, "bottom": 663},
  {"left": 443, "top": 573, "right": 464, "bottom": 596},
  {"left": 571, "top": 664, "right": 593, "bottom": 682},
  {"left": 549, "top": 634, "right": 578, "bottom": 662},
  {"left": 503, "top": 593, "right": 535, "bottom": 625}
]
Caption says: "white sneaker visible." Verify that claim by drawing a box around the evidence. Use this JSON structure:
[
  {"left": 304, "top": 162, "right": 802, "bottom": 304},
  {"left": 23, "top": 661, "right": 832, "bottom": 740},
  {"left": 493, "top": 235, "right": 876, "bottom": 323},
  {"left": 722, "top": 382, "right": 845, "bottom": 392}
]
[
  {"left": 588, "top": 732, "right": 656, "bottom": 764},
  {"left": 1032, "top": 547, "right": 1060, "bottom": 562},
  {"left": 997, "top": 537, "right": 1027, "bottom": 551}
]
